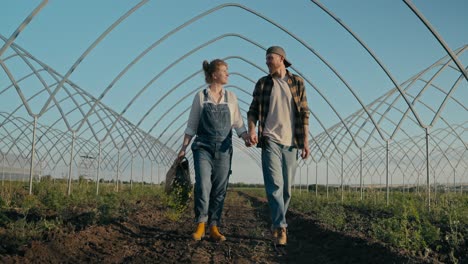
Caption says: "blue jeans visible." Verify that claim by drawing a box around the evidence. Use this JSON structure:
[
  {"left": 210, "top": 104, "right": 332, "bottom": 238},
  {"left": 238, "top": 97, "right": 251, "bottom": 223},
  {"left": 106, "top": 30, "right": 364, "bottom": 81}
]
[
  {"left": 192, "top": 141, "right": 232, "bottom": 226},
  {"left": 262, "top": 139, "right": 298, "bottom": 228}
]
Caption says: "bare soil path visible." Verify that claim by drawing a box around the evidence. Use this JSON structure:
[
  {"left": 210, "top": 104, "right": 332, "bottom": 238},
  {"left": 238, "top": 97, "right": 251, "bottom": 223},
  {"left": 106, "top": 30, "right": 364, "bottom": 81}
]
[{"left": 1, "top": 190, "right": 425, "bottom": 263}]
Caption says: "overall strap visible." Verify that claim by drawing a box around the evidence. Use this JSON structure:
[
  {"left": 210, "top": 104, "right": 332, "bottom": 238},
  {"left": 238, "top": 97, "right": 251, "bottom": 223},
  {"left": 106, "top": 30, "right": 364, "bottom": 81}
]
[{"left": 203, "top": 89, "right": 209, "bottom": 102}]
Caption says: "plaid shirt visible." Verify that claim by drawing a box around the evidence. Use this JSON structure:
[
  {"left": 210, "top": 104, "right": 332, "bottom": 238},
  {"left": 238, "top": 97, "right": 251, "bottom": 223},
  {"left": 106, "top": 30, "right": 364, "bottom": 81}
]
[{"left": 247, "top": 70, "right": 309, "bottom": 148}]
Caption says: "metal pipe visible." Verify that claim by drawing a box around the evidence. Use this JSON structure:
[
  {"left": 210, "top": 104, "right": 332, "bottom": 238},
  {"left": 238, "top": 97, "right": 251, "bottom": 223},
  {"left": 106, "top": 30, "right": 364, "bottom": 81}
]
[
  {"left": 96, "top": 142, "right": 102, "bottom": 195},
  {"left": 299, "top": 166, "right": 302, "bottom": 194},
  {"left": 341, "top": 155, "right": 344, "bottom": 203},
  {"left": 28, "top": 116, "right": 38, "bottom": 195},
  {"left": 326, "top": 159, "right": 329, "bottom": 199},
  {"left": 130, "top": 155, "right": 134, "bottom": 190},
  {"left": 2, "top": 153, "right": 5, "bottom": 187},
  {"left": 315, "top": 162, "right": 318, "bottom": 197},
  {"left": 403, "top": 0, "right": 467, "bottom": 81},
  {"left": 386, "top": 140, "right": 390, "bottom": 206},
  {"left": 141, "top": 157, "right": 145, "bottom": 186},
  {"left": 67, "top": 131, "right": 76, "bottom": 196},
  {"left": 426, "top": 128, "right": 431, "bottom": 210},
  {"left": 116, "top": 149, "right": 120, "bottom": 192},
  {"left": 360, "top": 148, "right": 363, "bottom": 201}
]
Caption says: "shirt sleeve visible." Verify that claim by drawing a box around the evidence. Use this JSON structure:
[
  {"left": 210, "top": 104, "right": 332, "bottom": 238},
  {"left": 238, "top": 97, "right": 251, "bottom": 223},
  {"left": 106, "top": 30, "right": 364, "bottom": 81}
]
[
  {"left": 297, "top": 77, "right": 310, "bottom": 126},
  {"left": 184, "top": 91, "right": 202, "bottom": 136},
  {"left": 229, "top": 91, "right": 247, "bottom": 137},
  {"left": 247, "top": 78, "right": 262, "bottom": 125}
]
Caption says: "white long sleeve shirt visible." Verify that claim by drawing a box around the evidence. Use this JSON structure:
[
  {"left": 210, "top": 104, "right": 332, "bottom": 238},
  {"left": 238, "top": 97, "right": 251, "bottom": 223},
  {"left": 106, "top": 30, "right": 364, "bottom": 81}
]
[{"left": 184, "top": 88, "right": 247, "bottom": 137}]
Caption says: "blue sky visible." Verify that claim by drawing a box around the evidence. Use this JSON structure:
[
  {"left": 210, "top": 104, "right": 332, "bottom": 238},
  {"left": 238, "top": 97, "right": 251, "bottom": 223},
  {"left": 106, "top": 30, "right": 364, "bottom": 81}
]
[{"left": 1, "top": 0, "right": 467, "bottom": 184}]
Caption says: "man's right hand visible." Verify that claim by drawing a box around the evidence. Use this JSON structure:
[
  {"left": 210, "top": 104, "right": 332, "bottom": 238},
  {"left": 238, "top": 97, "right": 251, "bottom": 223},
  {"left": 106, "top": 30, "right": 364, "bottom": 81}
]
[{"left": 248, "top": 130, "right": 258, "bottom": 145}]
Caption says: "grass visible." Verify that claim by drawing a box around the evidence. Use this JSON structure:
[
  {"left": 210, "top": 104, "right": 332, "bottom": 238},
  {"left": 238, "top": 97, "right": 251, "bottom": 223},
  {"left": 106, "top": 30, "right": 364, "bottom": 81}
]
[
  {"left": 0, "top": 180, "right": 169, "bottom": 254},
  {"left": 1, "top": 181, "right": 466, "bottom": 262},
  {"left": 289, "top": 189, "right": 468, "bottom": 263}
]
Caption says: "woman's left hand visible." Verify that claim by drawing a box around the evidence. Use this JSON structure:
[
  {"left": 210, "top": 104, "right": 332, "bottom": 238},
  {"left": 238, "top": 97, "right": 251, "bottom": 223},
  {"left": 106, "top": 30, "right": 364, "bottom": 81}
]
[{"left": 241, "top": 132, "right": 252, "bottom": 147}]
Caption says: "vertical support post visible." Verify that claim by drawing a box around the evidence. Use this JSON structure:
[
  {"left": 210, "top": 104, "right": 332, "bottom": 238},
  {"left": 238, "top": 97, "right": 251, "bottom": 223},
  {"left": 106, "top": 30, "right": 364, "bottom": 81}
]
[
  {"left": 425, "top": 128, "right": 431, "bottom": 210},
  {"left": 150, "top": 160, "right": 153, "bottom": 185},
  {"left": 452, "top": 167, "right": 456, "bottom": 194},
  {"left": 403, "top": 173, "right": 406, "bottom": 194},
  {"left": 299, "top": 166, "right": 302, "bottom": 194},
  {"left": 360, "top": 148, "right": 363, "bottom": 201},
  {"left": 116, "top": 149, "right": 121, "bottom": 192},
  {"left": 417, "top": 172, "right": 420, "bottom": 194},
  {"left": 2, "top": 153, "right": 5, "bottom": 187},
  {"left": 386, "top": 140, "right": 390, "bottom": 206},
  {"left": 306, "top": 164, "right": 309, "bottom": 192},
  {"left": 315, "top": 161, "right": 318, "bottom": 197},
  {"left": 157, "top": 162, "right": 160, "bottom": 185},
  {"left": 341, "top": 155, "right": 344, "bottom": 203},
  {"left": 29, "top": 116, "right": 38, "bottom": 195},
  {"left": 326, "top": 159, "right": 329, "bottom": 199},
  {"left": 141, "top": 157, "right": 145, "bottom": 186},
  {"left": 130, "top": 155, "right": 134, "bottom": 190},
  {"left": 96, "top": 141, "right": 102, "bottom": 195},
  {"left": 67, "top": 131, "right": 76, "bottom": 196}
]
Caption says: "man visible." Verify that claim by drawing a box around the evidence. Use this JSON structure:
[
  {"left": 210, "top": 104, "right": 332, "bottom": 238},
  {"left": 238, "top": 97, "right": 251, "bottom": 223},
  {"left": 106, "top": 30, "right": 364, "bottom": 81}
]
[{"left": 247, "top": 46, "right": 310, "bottom": 246}]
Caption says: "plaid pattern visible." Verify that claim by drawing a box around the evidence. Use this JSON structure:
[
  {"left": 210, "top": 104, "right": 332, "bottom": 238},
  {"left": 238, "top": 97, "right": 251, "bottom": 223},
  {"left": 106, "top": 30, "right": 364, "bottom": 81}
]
[{"left": 247, "top": 70, "right": 309, "bottom": 148}]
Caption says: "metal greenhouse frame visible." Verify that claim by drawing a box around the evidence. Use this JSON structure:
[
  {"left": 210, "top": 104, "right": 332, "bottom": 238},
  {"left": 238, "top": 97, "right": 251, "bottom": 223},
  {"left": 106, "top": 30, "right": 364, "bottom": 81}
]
[{"left": 1, "top": 1, "right": 466, "bottom": 209}]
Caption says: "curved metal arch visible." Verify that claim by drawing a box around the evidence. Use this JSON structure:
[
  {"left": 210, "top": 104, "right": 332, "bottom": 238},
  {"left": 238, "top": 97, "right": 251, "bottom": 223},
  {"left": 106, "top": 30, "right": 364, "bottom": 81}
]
[
  {"left": 0, "top": 39, "right": 106, "bottom": 140},
  {"left": 393, "top": 87, "right": 467, "bottom": 149},
  {"left": 429, "top": 127, "right": 466, "bottom": 172},
  {"left": 390, "top": 46, "right": 467, "bottom": 139},
  {"left": 0, "top": 0, "right": 48, "bottom": 57},
  {"left": 128, "top": 50, "right": 326, "bottom": 166},
  {"left": 337, "top": 91, "right": 422, "bottom": 155},
  {"left": 131, "top": 48, "right": 343, "bottom": 163},
  {"left": 431, "top": 70, "right": 467, "bottom": 127},
  {"left": 0, "top": 42, "right": 75, "bottom": 131},
  {"left": 38, "top": 0, "right": 148, "bottom": 118},
  {"left": 403, "top": 0, "right": 467, "bottom": 81},
  {"left": 0, "top": 115, "right": 35, "bottom": 157},
  {"left": 417, "top": 77, "right": 467, "bottom": 112},
  {"left": 77, "top": 3, "right": 376, "bottom": 150},
  {"left": 310, "top": 0, "right": 426, "bottom": 129},
  {"left": 0, "top": 61, "right": 35, "bottom": 116},
  {"left": 356, "top": 73, "right": 465, "bottom": 151},
  {"left": 353, "top": 48, "right": 462, "bottom": 145}
]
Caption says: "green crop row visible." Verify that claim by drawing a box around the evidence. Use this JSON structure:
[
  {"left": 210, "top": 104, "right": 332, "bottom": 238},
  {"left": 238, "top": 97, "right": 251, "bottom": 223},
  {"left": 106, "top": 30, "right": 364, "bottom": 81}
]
[
  {"left": 287, "top": 189, "right": 468, "bottom": 263},
  {"left": 0, "top": 180, "right": 170, "bottom": 255}
]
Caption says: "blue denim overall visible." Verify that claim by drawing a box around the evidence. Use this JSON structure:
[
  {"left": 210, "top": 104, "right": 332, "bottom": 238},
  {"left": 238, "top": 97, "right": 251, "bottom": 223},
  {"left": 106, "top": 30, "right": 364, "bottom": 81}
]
[{"left": 191, "top": 90, "right": 232, "bottom": 226}]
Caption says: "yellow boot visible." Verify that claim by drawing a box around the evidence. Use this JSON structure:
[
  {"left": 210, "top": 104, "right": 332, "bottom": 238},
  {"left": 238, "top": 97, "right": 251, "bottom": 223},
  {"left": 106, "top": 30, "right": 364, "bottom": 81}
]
[
  {"left": 192, "top": 222, "right": 205, "bottom": 241},
  {"left": 209, "top": 225, "right": 226, "bottom": 242}
]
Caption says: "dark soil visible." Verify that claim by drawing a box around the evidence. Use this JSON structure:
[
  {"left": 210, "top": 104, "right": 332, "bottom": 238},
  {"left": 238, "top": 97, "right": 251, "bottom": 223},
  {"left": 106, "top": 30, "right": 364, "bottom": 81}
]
[{"left": 1, "top": 190, "right": 433, "bottom": 263}]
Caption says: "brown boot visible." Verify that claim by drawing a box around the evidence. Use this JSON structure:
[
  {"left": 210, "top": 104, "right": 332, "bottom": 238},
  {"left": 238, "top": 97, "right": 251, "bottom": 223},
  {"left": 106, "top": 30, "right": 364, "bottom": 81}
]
[
  {"left": 209, "top": 225, "right": 226, "bottom": 242},
  {"left": 271, "top": 225, "right": 278, "bottom": 240},
  {"left": 192, "top": 222, "right": 205, "bottom": 241},
  {"left": 276, "top": 227, "right": 287, "bottom": 245}
]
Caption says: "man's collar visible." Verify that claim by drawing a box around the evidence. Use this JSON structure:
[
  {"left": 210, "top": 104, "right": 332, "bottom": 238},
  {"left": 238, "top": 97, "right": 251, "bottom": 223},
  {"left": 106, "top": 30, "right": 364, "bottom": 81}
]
[{"left": 269, "top": 69, "right": 291, "bottom": 79}]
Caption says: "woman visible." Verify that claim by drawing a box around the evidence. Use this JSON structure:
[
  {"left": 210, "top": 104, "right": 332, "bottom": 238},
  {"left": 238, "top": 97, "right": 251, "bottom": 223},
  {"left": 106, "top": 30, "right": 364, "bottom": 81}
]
[{"left": 178, "top": 59, "right": 250, "bottom": 241}]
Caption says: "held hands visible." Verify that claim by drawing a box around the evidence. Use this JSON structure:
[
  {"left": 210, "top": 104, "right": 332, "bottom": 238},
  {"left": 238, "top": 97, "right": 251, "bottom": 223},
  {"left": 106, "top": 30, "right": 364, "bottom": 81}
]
[
  {"left": 248, "top": 130, "right": 258, "bottom": 146},
  {"left": 241, "top": 132, "right": 252, "bottom": 147}
]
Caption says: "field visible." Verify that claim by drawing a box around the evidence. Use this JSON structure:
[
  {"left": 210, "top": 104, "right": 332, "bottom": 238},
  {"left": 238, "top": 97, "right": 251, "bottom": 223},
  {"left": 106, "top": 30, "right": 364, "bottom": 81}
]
[{"left": 0, "top": 180, "right": 467, "bottom": 263}]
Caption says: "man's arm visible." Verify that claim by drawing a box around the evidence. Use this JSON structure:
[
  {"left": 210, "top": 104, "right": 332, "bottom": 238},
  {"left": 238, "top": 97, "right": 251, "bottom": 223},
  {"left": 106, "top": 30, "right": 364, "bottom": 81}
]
[
  {"left": 301, "top": 125, "right": 309, "bottom": 159},
  {"left": 247, "top": 79, "right": 263, "bottom": 145}
]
